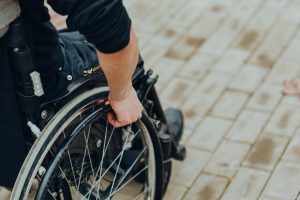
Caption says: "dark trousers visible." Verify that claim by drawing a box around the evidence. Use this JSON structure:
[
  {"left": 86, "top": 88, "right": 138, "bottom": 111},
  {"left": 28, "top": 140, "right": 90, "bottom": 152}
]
[{"left": 0, "top": 35, "right": 26, "bottom": 188}]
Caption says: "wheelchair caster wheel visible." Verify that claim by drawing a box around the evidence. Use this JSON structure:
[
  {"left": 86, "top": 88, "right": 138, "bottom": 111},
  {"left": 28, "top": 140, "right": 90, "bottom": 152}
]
[{"left": 172, "top": 145, "right": 186, "bottom": 161}]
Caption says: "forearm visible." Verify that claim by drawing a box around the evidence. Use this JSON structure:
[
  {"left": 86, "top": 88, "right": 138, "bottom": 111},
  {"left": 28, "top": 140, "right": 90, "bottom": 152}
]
[
  {"left": 48, "top": 0, "right": 142, "bottom": 127},
  {"left": 96, "top": 28, "right": 139, "bottom": 101}
]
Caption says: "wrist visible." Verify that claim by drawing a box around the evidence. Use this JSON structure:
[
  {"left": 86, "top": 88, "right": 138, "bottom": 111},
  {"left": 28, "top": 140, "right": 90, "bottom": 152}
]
[{"left": 109, "top": 83, "right": 133, "bottom": 102}]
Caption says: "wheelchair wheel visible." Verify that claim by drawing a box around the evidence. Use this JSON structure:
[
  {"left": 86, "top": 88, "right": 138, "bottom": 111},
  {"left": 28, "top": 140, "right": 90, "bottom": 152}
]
[{"left": 11, "top": 87, "right": 164, "bottom": 200}]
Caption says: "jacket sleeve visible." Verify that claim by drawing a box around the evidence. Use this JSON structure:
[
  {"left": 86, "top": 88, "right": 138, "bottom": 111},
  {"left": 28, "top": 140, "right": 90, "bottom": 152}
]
[{"left": 47, "top": 0, "right": 131, "bottom": 53}]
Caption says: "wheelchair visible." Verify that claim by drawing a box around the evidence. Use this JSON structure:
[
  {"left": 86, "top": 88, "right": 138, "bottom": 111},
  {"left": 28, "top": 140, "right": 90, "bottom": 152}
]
[{"left": 6, "top": 18, "right": 186, "bottom": 200}]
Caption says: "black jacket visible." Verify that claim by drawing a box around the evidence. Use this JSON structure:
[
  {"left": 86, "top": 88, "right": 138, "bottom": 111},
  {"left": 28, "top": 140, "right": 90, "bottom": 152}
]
[
  {"left": 18, "top": 0, "right": 131, "bottom": 98},
  {"left": 20, "top": 0, "right": 132, "bottom": 54}
]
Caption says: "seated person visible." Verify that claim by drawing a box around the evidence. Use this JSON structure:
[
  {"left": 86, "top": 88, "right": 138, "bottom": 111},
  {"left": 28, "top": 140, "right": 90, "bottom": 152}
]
[{"left": 0, "top": 0, "right": 184, "bottom": 198}]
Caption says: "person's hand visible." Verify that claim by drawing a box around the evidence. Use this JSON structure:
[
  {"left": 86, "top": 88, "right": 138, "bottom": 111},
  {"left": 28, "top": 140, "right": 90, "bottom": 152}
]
[{"left": 107, "top": 86, "right": 143, "bottom": 127}]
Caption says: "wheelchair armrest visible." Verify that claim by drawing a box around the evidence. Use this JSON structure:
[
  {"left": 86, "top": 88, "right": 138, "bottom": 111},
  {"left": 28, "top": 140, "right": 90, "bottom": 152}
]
[{"left": 40, "top": 73, "right": 105, "bottom": 108}]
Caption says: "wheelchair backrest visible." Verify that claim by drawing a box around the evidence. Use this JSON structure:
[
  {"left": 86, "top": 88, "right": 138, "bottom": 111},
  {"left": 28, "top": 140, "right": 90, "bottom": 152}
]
[{"left": 0, "top": 0, "right": 20, "bottom": 38}]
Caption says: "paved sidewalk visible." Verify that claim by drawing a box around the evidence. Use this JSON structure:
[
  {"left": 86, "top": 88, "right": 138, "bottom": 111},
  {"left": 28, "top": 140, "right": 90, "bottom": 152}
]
[{"left": 125, "top": 0, "right": 300, "bottom": 199}]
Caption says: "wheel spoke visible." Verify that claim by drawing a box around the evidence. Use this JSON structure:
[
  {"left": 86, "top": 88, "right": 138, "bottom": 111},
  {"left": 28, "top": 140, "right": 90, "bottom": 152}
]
[
  {"left": 62, "top": 130, "right": 79, "bottom": 190},
  {"left": 108, "top": 132, "right": 130, "bottom": 197},
  {"left": 97, "top": 128, "right": 140, "bottom": 183},
  {"left": 83, "top": 120, "right": 113, "bottom": 199},
  {"left": 97, "top": 120, "right": 109, "bottom": 182},
  {"left": 85, "top": 119, "right": 95, "bottom": 178},
  {"left": 58, "top": 166, "right": 73, "bottom": 189},
  {"left": 114, "top": 147, "right": 147, "bottom": 192},
  {"left": 105, "top": 165, "right": 149, "bottom": 200},
  {"left": 48, "top": 148, "right": 74, "bottom": 195},
  {"left": 87, "top": 104, "right": 96, "bottom": 178},
  {"left": 95, "top": 120, "right": 110, "bottom": 199},
  {"left": 82, "top": 126, "right": 141, "bottom": 199},
  {"left": 66, "top": 140, "right": 79, "bottom": 190},
  {"left": 75, "top": 114, "right": 93, "bottom": 198},
  {"left": 47, "top": 189, "right": 58, "bottom": 200},
  {"left": 102, "top": 147, "right": 147, "bottom": 199}
]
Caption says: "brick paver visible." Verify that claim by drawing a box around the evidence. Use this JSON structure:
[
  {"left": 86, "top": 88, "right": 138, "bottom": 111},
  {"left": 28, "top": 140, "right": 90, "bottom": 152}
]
[
  {"left": 226, "top": 109, "right": 269, "bottom": 144},
  {"left": 33, "top": 0, "right": 300, "bottom": 199},
  {"left": 221, "top": 167, "right": 270, "bottom": 200}
]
